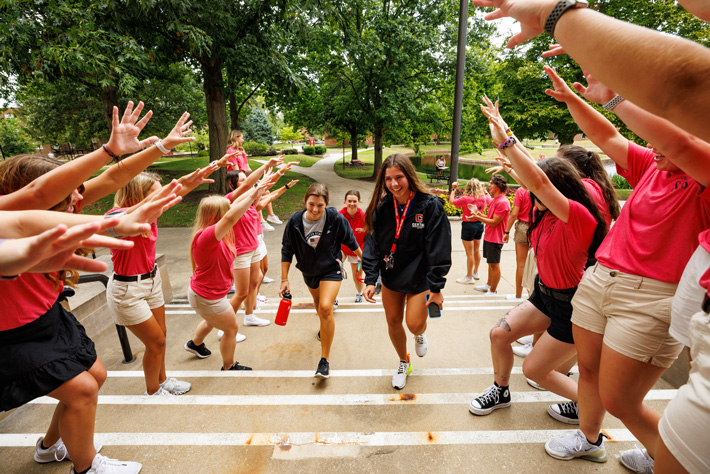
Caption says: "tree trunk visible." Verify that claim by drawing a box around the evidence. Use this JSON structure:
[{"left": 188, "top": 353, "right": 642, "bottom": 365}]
[
  {"left": 99, "top": 86, "right": 119, "bottom": 136},
  {"left": 349, "top": 127, "right": 358, "bottom": 161},
  {"left": 203, "top": 60, "right": 229, "bottom": 194},
  {"left": 370, "top": 127, "right": 384, "bottom": 179},
  {"left": 228, "top": 91, "right": 240, "bottom": 130}
]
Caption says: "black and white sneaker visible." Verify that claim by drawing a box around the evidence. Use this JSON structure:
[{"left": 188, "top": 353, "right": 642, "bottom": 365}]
[
  {"left": 184, "top": 340, "right": 211, "bottom": 359},
  {"left": 548, "top": 401, "right": 579, "bottom": 424},
  {"left": 317, "top": 330, "right": 321, "bottom": 341},
  {"left": 333, "top": 298, "right": 339, "bottom": 310},
  {"left": 315, "top": 358, "right": 330, "bottom": 379},
  {"left": 222, "top": 361, "right": 252, "bottom": 371},
  {"left": 468, "top": 383, "right": 511, "bottom": 415}
]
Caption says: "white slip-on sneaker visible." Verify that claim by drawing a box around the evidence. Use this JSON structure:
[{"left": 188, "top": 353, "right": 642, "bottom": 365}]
[
  {"left": 261, "top": 221, "right": 275, "bottom": 232},
  {"left": 414, "top": 333, "right": 428, "bottom": 357},
  {"left": 35, "top": 436, "right": 103, "bottom": 463},
  {"left": 512, "top": 342, "right": 533, "bottom": 358},
  {"left": 70, "top": 453, "right": 142, "bottom": 474},
  {"left": 159, "top": 377, "right": 191, "bottom": 395},
  {"left": 456, "top": 276, "right": 474, "bottom": 284},
  {"left": 545, "top": 429, "right": 607, "bottom": 463},
  {"left": 474, "top": 284, "right": 490, "bottom": 292},
  {"left": 262, "top": 276, "right": 275, "bottom": 284},
  {"left": 516, "top": 335, "right": 533, "bottom": 345},
  {"left": 392, "top": 357, "right": 412, "bottom": 390},
  {"left": 244, "top": 314, "right": 270, "bottom": 327}
]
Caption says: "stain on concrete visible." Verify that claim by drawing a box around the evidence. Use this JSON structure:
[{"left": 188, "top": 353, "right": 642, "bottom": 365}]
[
  {"left": 389, "top": 393, "right": 416, "bottom": 402},
  {"left": 245, "top": 434, "right": 253, "bottom": 445},
  {"left": 427, "top": 432, "right": 436, "bottom": 442}
]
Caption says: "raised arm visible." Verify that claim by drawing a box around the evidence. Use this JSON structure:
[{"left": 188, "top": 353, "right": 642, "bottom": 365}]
[
  {"left": 256, "top": 180, "right": 299, "bottom": 211},
  {"left": 226, "top": 156, "right": 287, "bottom": 201},
  {"left": 215, "top": 182, "right": 267, "bottom": 241}
]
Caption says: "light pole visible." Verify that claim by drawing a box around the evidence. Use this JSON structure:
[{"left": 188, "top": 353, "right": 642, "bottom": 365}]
[{"left": 450, "top": 0, "right": 469, "bottom": 192}]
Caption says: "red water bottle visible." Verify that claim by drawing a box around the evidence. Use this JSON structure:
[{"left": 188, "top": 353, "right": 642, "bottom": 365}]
[{"left": 275, "top": 292, "right": 292, "bottom": 326}]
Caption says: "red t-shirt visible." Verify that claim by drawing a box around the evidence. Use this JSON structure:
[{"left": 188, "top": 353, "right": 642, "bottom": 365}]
[
  {"left": 531, "top": 200, "right": 597, "bottom": 289},
  {"left": 339, "top": 207, "right": 365, "bottom": 256},
  {"left": 226, "top": 146, "right": 248, "bottom": 172},
  {"left": 582, "top": 178, "right": 612, "bottom": 228},
  {"left": 108, "top": 208, "right": 158, "bottom": 275},
  {"left": 596, "top": 142, "right": 710, "bottom": 283},
  {"left": 484, "top": 194, "right": 511, "bottom": 244},
  {"left": 513, "top": 188, "right": 532, "bottom": 223},
  {"left": 226, "top": 193, "right": 259, "bottom": 255},
  {"left": 189, "top": 225, "right": 236, "bottom": 300},
  {"left": 451, "top": 194, "right": 491, "bottom": 222},
  {"left": 0, "top": 273, "right": 63, "bottom": 331}
]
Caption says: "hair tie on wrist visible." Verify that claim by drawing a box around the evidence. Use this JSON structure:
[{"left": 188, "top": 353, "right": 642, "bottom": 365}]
[{"left": 103, "top": 145, "right": 124, "bottom": 168}]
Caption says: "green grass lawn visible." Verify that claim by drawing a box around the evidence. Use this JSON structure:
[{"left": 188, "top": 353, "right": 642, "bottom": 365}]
[
  {"left": 291, "top": 154, "right": 323, "bottom": 167},
  {"left": 81, "top": 155, "right": 315, "bottom": 226}
]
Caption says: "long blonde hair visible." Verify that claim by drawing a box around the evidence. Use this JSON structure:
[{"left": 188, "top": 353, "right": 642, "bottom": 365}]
[
  {"left": 227, "top": 130, "right": 244, "bottom": 149},
  {"left": 114, "top": 171, "right": 161, "bottom": 208},
  {"left": 189, "top": 195, "right": 234, "bottom": 272},
  {"left": 464, "top": 178, "right": 485, "bottom": 198}
]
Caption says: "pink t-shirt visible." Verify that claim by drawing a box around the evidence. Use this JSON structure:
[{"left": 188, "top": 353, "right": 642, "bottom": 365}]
[
  {"left": 698, "top": 229, "right": 710, "bottom": 296},
  {"left": 582, "top": 178, "right": 612, "bottom": 228},
  {"left": 531, "top": 200, "right": 597, "bottom": 289},
  {"left": 340, "top": 207, "right": 365, "bottom": 256},
  {"left": 0, "top": 273, "right": 63, "bottom": 331},
  {"left": 451, "top": 194, "right": 491, "bottom": 222},
  {"left": 226, "top": 146, "right": 248, "bottom": 172},
  {"left": 226, "top": 193, "right": 259, "bottom": 255},
  {"left": 596, "top": 142, "right": 710, "bottom": 283},
  {"left": 513, "top": 188, "right": 532, "bottom": 223},
  {"left": 189, "top": 225, "right": 236, "bottom": 300},
  {"left": 108, "top": 208, "right": 158, "bottom": 275},
  {"left": 484, "top": 194, "right": 511, "bottom": 244}
]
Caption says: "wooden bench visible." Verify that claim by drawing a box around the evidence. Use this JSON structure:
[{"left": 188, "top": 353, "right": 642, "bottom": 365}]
[{"left": 426, "top": 170, "right": 449, "bottom": 182}]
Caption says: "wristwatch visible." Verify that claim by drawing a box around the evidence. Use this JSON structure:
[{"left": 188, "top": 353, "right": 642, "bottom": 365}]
[{"left": 544, "top": 0, "right": 589, "bottom": 37}]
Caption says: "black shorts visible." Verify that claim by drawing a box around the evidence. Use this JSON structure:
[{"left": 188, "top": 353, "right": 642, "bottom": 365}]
[
  {"left": 483, "top": 240, "right": 503, "bottom": 264},
  {"left": 303, "top": 270, "right": 343, "bottom": 290},
  {"left": 527, "top": 275, "right": 577, "bottom": 344},
  {"left": 461, "top": 221, "right": 484, "bottom": 241}
]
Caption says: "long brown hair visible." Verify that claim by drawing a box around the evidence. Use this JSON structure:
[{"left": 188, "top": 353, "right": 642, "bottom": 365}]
[
  {"left": 114, "top": 171, "right": 161, "bottom": 208},
  {"left": 189, "top": 196, "right": 234, "bottom": 272},
  {"left": 364, "top": 154, "right": 430, "bottom": 232}
]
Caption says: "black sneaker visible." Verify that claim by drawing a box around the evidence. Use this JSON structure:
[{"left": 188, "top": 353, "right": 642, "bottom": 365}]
[
  {"left": 315, "top": 358, "right": 329, "bottom": 379},
  {"left": 222, "top": 361, "right": 252, "bottom": 371},
  {"left": 184, "top": 340, "right": 211, "bottom": 359},
  {"left": 317, "top": 330, "right": 321, "bottom": 341},
  {"left": 468, "top": 383, "right": 511, "bottom": 415},
  {"left": 547, "top": 401, "right": 579, "bottom": 424},
  {"left": 333, "top": 298, "right": 339, "bottom": 310}
]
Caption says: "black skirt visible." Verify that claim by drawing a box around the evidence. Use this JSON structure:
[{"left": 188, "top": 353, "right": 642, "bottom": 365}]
[{"left": 0, "top": 299, "right": 97, "bottom": 412}]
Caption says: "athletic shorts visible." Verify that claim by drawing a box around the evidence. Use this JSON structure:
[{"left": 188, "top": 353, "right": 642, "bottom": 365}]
[
  {"left": 106, "top": 271, "right": 164, "bottom": 326},
  {"left": 659, "top": 309, "right": 710, "bottom": 474},
  {"left": 233, "top": 248, "right": 261, "bottom": 269},
  {"left": 571, "top": 263, "right": 682, "bottom": 368},
  {"left": 461, "top": 221, "right": 484, "bottom": 241},
  {"left": 528, "top": 275, "right": 576, "bottom": 344},
  {"left": 303, "top": 270, "right": 342, "bottom": 290},
  {"left": 513, "top": 220, "right": 530, "bottom": 246},
  {"left": 188, "top": 287, "right": 231, "bottom": 316},
  {"left": 483, "top": 240, "right": 503, "bottom": 264},
  {"left": 255, "top": 233, "right": 267, "bottom": 261}
]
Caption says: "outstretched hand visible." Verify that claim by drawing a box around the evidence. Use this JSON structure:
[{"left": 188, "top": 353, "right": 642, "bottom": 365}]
[
  {"left": 572, "top": 69, "right": 616, "bottom": 105},
  {"left": 179, "top": 162, "right": 219, "bottom": 191},
  {"left": 162, "top": 112, "right": 195, "bottom": 150},
  {"left": 214, "top": 151, "right": 239, "bottom": 168},
  {"left": 543, "top": 65, "right": 578, "bottom": 104},
  {"left": 116, "top": 181, "right": 183, "bottom": 236},
  {"left": 106, "top": 101, "right": 159, "bottom": 156},
  {"left": 541, "top": 44, "right": 566, "bottom": 58},
  {"left": 480, "top": 104, "right": 509, "bottom": 145},
  {"left": 472, "top": 0, "right": 556, "bottom": 49}
]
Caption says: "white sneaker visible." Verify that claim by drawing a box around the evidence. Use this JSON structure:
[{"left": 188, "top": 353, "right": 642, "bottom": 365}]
[
  {"left": 70, "top": 453, "right": 142, "bottom": 474},
  {"left": 256, "top": 294, "right": 269, "bottom": 304},
  {"left": 262, "top": 276, "right": 274, "bottom": 284},
  {"left": 144, "top": 387, "right": 173, "bottom": 396},
  {"left": 261, "top": 221, "right": 275, "bottom": 232},
  {"left": 472, "top": 272, "right": 480, "bottom": 280},
  {"left": 620, "top": 446, "right": 654, "bottom": 474},
  {"left": 217, "top": 330, "right": 246, "bottom": 342},
  {"left": 392, "top": 357, "right": 412, "bottom": 390},
  {"left": 526, "top": 377, "right": 547, "bottom": 391},
  {"left": 513, "top": 342, "right": 533, "bottom": 358},
  {"left": 35, "top": 436, "right": 103, "bottom": 463},
  {"left": 506, "top": 294, "right": 523, "bottom": 301},
  {"left": 355, "top": 293, "right": 363, "bottom": 303},
  {"left": 545, "top": 430, "right": 607, "bottom": 463},
  {"left": 516, "top": 335, "right": 534, "bottom": 345},
  {"left": 474, "top": 284, "right": 491, "bottom": 292},
  {"left": 456, "top": 276, "right": 474, "bottom": 284},
  {"left": 333, "top": 298, "right": 339, "bottom": 309},
  {"left": 414, "top": 333, "right": 428, "bottom": 357},
  {"left": 160, "top": 377, "right": 191, "bottom": 395},
  {"left": 244, "top": 314, "right": 270, "bottom": 326},
  {"left": 266, "top": 215, "right": 283, "bottom": 225},
  {"left": 485, "top": 289, "right": 498, "bottom": 295}
]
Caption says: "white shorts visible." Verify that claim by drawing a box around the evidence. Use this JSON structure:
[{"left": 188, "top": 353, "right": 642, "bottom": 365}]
[
  {"left": 670, "top": 245, "right": 709, "bottom": 347},
  {"left": 187, "top": 287, "right": 232, "bottom": 316},
  {"left": 106, "top": 271, "right": 164, "bottom": 326},
  {"left": 256, "top": 233, "right": 267, "bottom": 261},
  {"left": 233, "top": 248, "right": 261, "bottom": 269}
]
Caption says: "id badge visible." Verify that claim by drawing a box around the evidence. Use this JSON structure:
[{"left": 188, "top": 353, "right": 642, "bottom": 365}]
[{"left": 384, "top": 252, "right": 395, "bottom": 270}]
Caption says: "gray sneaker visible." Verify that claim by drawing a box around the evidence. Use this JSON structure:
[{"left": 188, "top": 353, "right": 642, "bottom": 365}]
[
  {"left": 392, "top": 358, "right": 412, "bottom": 390},
  {"left": 35, "top": 436, "right": 103, "bottom": 463},
  {"left": 620, "top": 446, "right": 654, "bottom": 473},
  {"left": 160, "top": 377, "right": 191, "bottom": 395},
  {"left": 545, "top": 429, "right": 608, "bottom": 463}
]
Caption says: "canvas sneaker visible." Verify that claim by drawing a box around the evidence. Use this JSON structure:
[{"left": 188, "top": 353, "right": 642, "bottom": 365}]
[
  {"left": 456, "top": 276, "right": 474, "bottom": 284},
  {"left": 545, "top": 430, "right": 608, "bottom": 463},
  {"left": 355, "top": 293, "right": 364, "bottom": 303},
  {"left": 414, "top": 333, "right": 428, "bottom": 357},
  {"left": 468, "top": 383, "right": 511, "bottom": 415},
  {"left": 244, "top": 314, "right": 270, "bottom": 326},
  {"left": 516, "top": 335, "right": 534, "bottom": 345},
  {"left": 261, "top": 221, "right": 275, "bottom": 232},
  {"left": 216, "top": 331, "right": 247, "bottom": 342},
  {"left": 315, "top": 358, "right": 330, "bottom": 379},
  {"left": 184, "top": 340, "right": 211, "bottom": 359},
  {"left": 333, "top": 298, "right": 339, "bottom": 309},
  {"left": 392, "top": 356, "right": 412, "bottom": 390},
  {"left": 620, "top": 446, "right": 654, "bottom": 474},
  {"left": 160, "top": 377, "right": 191, "bottom": 395},
  {"left": 474, "top": 284, "right": 491, "bottom": 292},
  {"left": 513, "top": 342, "right": 533, "bottom": 358},
  {"left": 222, "top": 361, "right": 252, "bottom": 371},
  {"left": 35, "top": 436, "right": 103, "bottom": 463},
  {"left": 548, "top": 401, "right": 579, "bottom": 424},
  {"left": 70, "top": 453, "right": 141, "bottom": 474},
  {"left": 262, "top": 275, "right": 275, "bottom": 284},
  {"left": 266, "top": 215, "right": 283, "bottom": 225},
  {"left": 472, "top": 272, "right": 480, "bottom": 280}
]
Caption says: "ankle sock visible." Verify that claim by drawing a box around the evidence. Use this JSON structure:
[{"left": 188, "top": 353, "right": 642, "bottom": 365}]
[
  {"left": 75, "top": 468, "right": 90, "bottom": 474},
  {"left": 586, "top": 433, "right": 604, "bottom": 446},
  {"left": 40, "top": 440, "right": 50, "bottom": 450}
]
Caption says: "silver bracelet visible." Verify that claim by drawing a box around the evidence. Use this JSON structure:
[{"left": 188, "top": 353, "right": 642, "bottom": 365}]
[
  {"left": 603, "top": 94, "right": 625, "bottom": 111},
  {"left": 155, "top": 140, "right": 170, "bottom": 154},
  {"left": 104, "top": 210, "right": 127, "bottom": 238}
]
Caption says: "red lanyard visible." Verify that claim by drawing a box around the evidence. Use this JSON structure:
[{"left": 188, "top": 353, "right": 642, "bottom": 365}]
[{"left": 390, "top": 192, "right": 414, "bottom": 254}]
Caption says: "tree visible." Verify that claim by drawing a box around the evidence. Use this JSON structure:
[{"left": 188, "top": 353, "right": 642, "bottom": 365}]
[
  {"left": 242, "top": 107, "right": 274, "bottom": 144},
  {"left": 278, "top": 126, "right": 303, "bottom": 142},
  {"left": 0, "top": 118, "right": 35, "bottom": 158}
]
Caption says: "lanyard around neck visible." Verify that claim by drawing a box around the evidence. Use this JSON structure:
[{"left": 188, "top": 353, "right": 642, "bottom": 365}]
[{"left": 390, "top": 192, "right": 414, "bottom": 254}]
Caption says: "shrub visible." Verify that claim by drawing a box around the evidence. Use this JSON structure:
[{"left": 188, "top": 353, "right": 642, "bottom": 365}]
[
  {"left": 314, "top": 144, "right": 327, "bottom": 155},
  {"left": 264, "top": 146, "right": 279, "bottom": 156},
  {"left": 430, "top": 189, "right": 462, "bottom": 217},
  {"left": 243, "top": 141, "right": 268, "bottom": 156},
  {"left": 611, "top": 173, "right": 631, "bottom": 189},
  {"left": 409, "top": 155, "right": 421, "bottom": 167},
  {"left": 197, "top": 150, "right": 209, "bottom": 157},
  {"left": 303, "top": 145, "right": 315, "bottom": 155},
  {"left": 282, "top": 148, "right": 298, "bottom": 155}
]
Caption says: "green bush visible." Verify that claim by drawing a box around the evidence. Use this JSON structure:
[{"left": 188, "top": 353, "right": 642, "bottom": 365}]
[
  {"left": 243, "top": 141, "right": 268, "bottom": 156},
  {"left": 611, "top": 173, "right": 631, "bottom": 189},
  {"left": 282, "top": 148, "right": 298, "bottom": 155},
  {"left": 197, "top": 149, "right": 209, "bottom": 157},
  {"left": 409, "top": 155, "right": 421, "bottom": 167},
  {"left": 314, "top": 144, "right": 327, "bottom": 155},
  {"left": 303, "top": 145, "right": 315, "bottom": 155},
  {"left": 264, "top": 146, "right": 279, "bottom": 156}
]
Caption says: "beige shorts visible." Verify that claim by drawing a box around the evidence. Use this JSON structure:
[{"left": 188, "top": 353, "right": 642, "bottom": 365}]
[
  {"left": 659, "top": 310, "right": 710, "bottom": 474},
  {"left": 256, "top": 233, "right": 267, "bottom": 261},
  {"left": 188, "top": 287, "right": 232, "bottom": 316},
  {"left": 233, "top": 248, "right": 261, "bottom": 269},
  {"left": 106, "top": 271, "right": 164, "bottom": 326},
  {"left": 571, "top": 263, "right": 682, "bottom": 368},
  {"left": 513, "top": 220, "right": 530, "bottom": 246}
]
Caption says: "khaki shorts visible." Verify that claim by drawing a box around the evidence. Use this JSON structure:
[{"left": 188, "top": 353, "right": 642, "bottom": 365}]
[
  {"left": 255, "top": 233, "right": 267, "bottom": 261},
  {"left": 659, "top": 310, "right": 710, "bottom": 474},
  {"left": 188, "top": 287, "right": 232, "bottom": 316},
  {"left": 513, "top": 220, "right": 530, "bottom": 246},
  {"left": 106, "top": 271, "right": 164, "bottom": 326},
  {"left": 233, "top": 248, "right": 261, "bottom": 269},
  {"left": 571, "top": 263, "right": 682, "bottom": 368}
]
